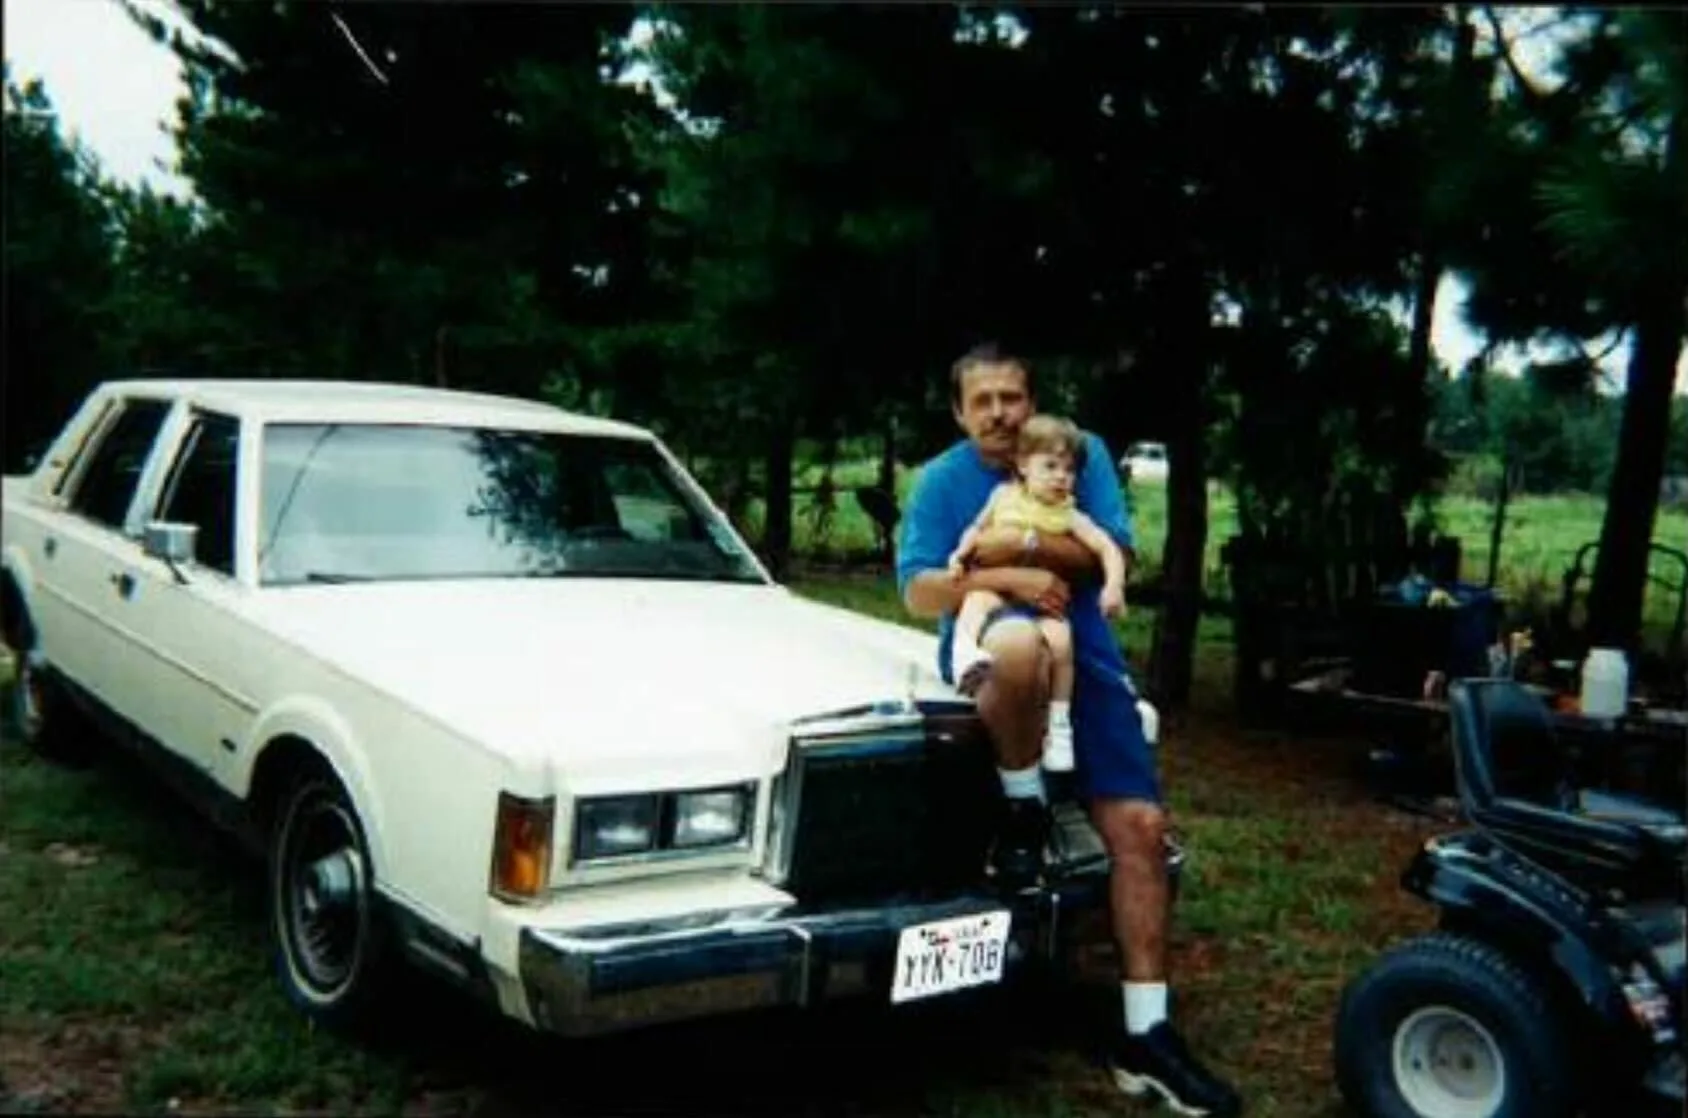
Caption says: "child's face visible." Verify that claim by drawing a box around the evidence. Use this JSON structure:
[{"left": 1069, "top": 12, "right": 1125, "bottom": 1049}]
[{"left": 1020, "top": 449, "right": 1076, "bottom": 503}]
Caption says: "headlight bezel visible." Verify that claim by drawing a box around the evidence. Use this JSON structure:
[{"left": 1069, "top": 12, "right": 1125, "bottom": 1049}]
[{"left": 570, "top": 782, "right": 756, "bottom": 867}]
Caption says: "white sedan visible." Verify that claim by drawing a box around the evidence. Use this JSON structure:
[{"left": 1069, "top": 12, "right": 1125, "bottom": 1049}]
[
  {"left": 1119, "top": 441, "right": 1169, "bottom": 485},
  {"left": 1, "top": 379, "right": 1169, "bottom": 1038}
]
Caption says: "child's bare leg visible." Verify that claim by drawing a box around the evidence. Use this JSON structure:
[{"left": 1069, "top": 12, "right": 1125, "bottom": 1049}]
[
  {"left": 951, "top": 589, "right": 1004, "bottom": 694},
  {"left": 1036, "top": 617, "right": 1076, "bottom": 772}
]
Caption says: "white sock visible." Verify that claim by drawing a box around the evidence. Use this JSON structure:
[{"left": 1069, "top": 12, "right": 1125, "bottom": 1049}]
[
  {"left": 998, "top": 763, "right": 1047, "bottom": 803},
  {"left": 1124, "top": 982, "right": 1168, "bottom": 1035},
  {"left": 1049, "top": 700, "right": 1071, "bottom": 727}
]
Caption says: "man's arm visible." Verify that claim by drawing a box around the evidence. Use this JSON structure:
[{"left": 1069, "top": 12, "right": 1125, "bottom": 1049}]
[
  {"left": 969, "top": 525, "right": 1104, "bottom": 585},
  {"left": 899, "top": 469, "right": 1071, "bottom": 619},
  {"left": 945, "top": 483, "right": 1010, "bottom": 575},
  {"left": 965, "top": 433, "right": 1138, "bottom": 585}
]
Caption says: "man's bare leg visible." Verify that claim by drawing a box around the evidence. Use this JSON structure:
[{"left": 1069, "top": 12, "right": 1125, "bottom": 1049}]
[
  {"left": 1091, "top": 793, "right": 1238, "bottom": 1115},
  {"left": 973, "top": 618, "right": 1048, "bottom": 771},
  {"left": 1091, "top": 797, "right": 1169, "bottom": 982},
  {"left": 971, "top": 619, "right": 1053, "bottom": 886}
]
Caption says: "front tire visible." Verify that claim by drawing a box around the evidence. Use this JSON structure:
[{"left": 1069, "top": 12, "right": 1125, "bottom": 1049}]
[
  {"left": 269, "top": 769, "right": 394, "bottom": 1028},
  {"left": 1334, "top": 931, "right": 1575, "bottom": 1118},
  {"left": 3, "top": 624, "right": 92, "bottom": 764}
]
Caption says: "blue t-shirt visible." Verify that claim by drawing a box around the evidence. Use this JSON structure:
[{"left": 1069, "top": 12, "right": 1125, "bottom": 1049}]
[{"left": 896, "top": 432, "right": 1135, "bottom": 679}]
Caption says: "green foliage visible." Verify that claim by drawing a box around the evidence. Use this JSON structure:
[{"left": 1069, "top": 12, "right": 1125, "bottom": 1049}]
[{"left": 2, "top": 71, "right": 119, "bottom": 464}]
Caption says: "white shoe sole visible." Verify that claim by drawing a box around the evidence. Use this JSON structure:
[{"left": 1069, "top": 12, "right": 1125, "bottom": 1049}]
[
  {"left": 1111, "top": 1066, "right": 1220, "bottom": 1116},
  {"left": 951, "top": 646, "right": 993, "bottom": 696}
]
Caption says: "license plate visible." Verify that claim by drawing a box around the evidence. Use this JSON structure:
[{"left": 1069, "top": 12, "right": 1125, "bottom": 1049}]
[{"left": 889, "top": 910, "right": 1011, "bottom": 1004}]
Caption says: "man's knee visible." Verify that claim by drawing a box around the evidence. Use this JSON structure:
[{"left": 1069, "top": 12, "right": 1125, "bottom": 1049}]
[
  {"left": 979, "top": 621, "right": 1049, "bottom": 687},
  {"left": 1093, "top": 798, "right": 1167, "bottom": 858}
]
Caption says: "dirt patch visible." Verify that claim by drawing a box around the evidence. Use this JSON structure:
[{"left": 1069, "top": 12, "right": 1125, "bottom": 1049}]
[{"left": 0, "top": 1018, "right": 151, "bottom": 1114}]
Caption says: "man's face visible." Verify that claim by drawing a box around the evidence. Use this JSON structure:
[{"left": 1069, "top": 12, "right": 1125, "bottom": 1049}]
[{"left": 953, "top": 361, "right": 1033, "bottom": 462}]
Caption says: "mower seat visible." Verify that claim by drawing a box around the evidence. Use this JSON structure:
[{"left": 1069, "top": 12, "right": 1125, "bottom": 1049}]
[{"left": 1447, "top": 679, "right": 1686, "bottom": 893}]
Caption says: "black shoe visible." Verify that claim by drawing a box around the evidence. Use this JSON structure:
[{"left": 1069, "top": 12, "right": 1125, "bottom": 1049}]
[
  {"left": 988, "top": 796, "right": 1051, "bottom": 890},
  {"left": 1109, "top": 1023, "right": 1242, "bottom": 1116}
]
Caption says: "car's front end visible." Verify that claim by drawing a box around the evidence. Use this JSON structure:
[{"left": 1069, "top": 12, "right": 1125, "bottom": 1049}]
[
  {"left": 493, "top": 698, "right": 1149, "bottom": 1036},
  {"left": 230, "top": 408, "right": 1161, "bottom": 1036}
]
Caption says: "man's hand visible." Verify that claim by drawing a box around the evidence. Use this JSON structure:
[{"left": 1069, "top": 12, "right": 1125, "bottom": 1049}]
[
  {"left": 990, "top": 567, "right": 1070, "bottom": 617},
  {"left": 970, "top": 525, "right": 1103, "bottom": 586}
]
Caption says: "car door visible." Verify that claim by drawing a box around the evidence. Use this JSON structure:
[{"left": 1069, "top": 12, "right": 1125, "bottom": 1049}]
[
  {"left": 118, "top": 408, "right": 262, "bottom": 781},
  {"left": 34, "top": 394, "right": 177, "bottom": 724}
]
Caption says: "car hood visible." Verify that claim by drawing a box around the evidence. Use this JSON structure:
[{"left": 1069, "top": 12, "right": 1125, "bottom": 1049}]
[{"left": 240, "top": 578, "right": 953, "bottom": 785}]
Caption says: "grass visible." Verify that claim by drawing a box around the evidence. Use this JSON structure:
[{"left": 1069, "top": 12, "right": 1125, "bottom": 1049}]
[
  {"left": 771, "top": 460, "right": 1688, "bottom": 631},
  {"left": 0, "top": 574, "right": 1443, "bottom": 1118},
  {"left": 0, "top": 472, "right": 1677, "bottom": 1115}
]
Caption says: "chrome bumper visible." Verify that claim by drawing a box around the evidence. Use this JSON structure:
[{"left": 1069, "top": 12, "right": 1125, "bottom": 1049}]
[{"left": 518, "top": 871, "right": 1113, "bottom": 1037}]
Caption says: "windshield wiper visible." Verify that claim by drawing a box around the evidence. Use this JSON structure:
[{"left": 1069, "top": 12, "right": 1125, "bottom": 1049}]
[{"left": 302, "top": 572, "right": 375, "bottom": 584}]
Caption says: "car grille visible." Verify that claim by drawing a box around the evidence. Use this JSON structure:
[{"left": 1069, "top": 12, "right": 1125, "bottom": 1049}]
[{"left": 768, "top": 704, "right": 1000, "bottom": 905}]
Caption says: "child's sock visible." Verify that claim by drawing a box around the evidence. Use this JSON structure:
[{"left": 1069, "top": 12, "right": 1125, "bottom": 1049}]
[
  {"left": 1042, "top": 701, "right": 1075, "bottom": 772},
  {"left": 1123, "top": 982, "right": 1169, "bottom": 1035},
  {"left": 998, "top": 762, "right": 1047, "bottom": 803}
]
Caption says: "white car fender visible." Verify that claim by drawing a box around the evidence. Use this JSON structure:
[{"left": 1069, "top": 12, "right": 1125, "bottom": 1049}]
[{"left": 237, "top": 694, "right": 389, "bottom": 878}]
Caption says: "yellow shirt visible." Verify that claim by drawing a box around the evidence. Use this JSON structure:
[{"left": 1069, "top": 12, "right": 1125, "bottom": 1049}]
[{"left": 990, "top": 484, "right": 1076, "bottom": 535}]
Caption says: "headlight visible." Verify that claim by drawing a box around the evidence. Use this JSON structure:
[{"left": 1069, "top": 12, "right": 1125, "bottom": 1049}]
[
  {"left": 574, "top": 794, "right": 659, "bottom": 861},
  {"left": 672, "top": 787, "right": 750, "bottom": 848},
  {"left": 572, "top": 784, "right": 753, "bottom": 865}
]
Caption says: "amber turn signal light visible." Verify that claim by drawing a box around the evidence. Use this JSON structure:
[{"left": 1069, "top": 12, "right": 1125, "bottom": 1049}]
[{"left": 489, "top": 793, "right": 555, "bottom": 901}]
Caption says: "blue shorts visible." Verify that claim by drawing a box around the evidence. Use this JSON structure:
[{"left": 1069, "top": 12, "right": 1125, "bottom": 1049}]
[{"left": 944, "top": 605, "right": 1161, "bottom": 805}]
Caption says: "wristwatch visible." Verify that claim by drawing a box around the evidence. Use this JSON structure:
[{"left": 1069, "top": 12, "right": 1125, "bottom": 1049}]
[{"left": 1021, "top": 528, "right": 1039, "bottom": 559}]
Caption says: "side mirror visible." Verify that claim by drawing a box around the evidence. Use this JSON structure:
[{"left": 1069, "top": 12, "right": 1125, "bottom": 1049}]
[
  {"left": 20, "top": 439, "right": 50, "bottom": 473},
  {"left": 143, "top": 521, "right": 198, "bottom": 566}
]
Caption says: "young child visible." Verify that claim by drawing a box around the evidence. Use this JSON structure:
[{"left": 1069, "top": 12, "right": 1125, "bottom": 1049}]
[{"left": 945, "top": 415, "right": 1127, "bottom": 772}]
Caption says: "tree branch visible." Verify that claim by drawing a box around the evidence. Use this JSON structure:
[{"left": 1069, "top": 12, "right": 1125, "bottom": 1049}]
[
  {"left": 330, "top": 12, "right": 390, "bottom": 86},
  {"left": 1480, "top": 4, "right": 1549, "bottom": 108}
]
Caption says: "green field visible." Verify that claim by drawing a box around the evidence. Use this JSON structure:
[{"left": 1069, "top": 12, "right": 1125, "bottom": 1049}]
[{"left": 767, "top": 461, "right": 1688, "bottom": 631}]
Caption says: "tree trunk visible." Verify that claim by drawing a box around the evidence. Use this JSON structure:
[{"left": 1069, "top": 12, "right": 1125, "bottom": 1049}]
[
  {"left": 433, "top": 324, "right": 450, "bottom": 388},
  {"left": 1148, "top": 417, "right": 1210, "bottom": 710},
  {"left": 1585, "top": 294, "right": 1686, "bottom": 649},
  {"left": 1586, "top": 111, "right": 1686, "bottom": 651},
  {"left": 761, "top": 413, "right": 796, "bottom": 583},
  {"left": 878, "top": 409, "right": 898, "bottom": 565},
  {"left": 1406, "top": 256, "right": 1440, "bottom": 391},
  {"left": 1148, "top": 274, "right": 1211, "bottom": 712}
]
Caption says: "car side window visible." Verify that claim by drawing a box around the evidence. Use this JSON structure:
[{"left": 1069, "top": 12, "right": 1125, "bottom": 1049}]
[
  {"left": 65, "top": 398, "right": 173, "bottom": 530},
  {"left": 156, "top": 412, "right": 240, "bottom": 575}
]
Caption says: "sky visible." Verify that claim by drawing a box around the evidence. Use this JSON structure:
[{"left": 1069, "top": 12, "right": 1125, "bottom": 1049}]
[{"left": 4, "top": 0, "right": 1683, "bottom": 393}]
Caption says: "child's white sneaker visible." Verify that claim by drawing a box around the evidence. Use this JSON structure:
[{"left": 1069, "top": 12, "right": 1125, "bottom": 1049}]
[{"left": 1043, "top": 715, "right": 1075, "bottom": 773}]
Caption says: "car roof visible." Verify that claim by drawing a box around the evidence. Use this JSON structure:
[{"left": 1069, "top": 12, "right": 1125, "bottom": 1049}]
[{"left": 97, "top": 378, "right": 651, "bottom": 440}]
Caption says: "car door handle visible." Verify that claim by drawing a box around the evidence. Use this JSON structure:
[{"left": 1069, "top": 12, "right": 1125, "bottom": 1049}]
[
  {"left": 111, "top": 571, "right": 137, "bottom": 599},
  {"left": 43, "top": 537, "right": 57, "bottom": 559}
]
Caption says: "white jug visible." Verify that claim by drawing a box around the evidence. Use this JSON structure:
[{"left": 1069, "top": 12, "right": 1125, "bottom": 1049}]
[{"left": 1578, "top": 647, "right": 1629, "bottom": 719}]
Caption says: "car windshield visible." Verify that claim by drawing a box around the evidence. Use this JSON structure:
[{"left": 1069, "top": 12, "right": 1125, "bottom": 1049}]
[{"left": 256, "top": 423, "right": 766, "bottom": 587}]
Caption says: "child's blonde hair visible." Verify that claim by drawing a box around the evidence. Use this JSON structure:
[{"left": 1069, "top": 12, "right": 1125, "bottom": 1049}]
[{"left": 1016, "top": 415, "right": 1087, "bottom": 468}]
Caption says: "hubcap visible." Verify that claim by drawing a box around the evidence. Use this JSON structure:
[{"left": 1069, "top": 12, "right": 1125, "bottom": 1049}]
[
  {"left": 281, "top": 796, "right": 366, "bottom": 998},
  {"left": 1391, "top": 1005, "right": 1506, "bottom": 1118}
]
